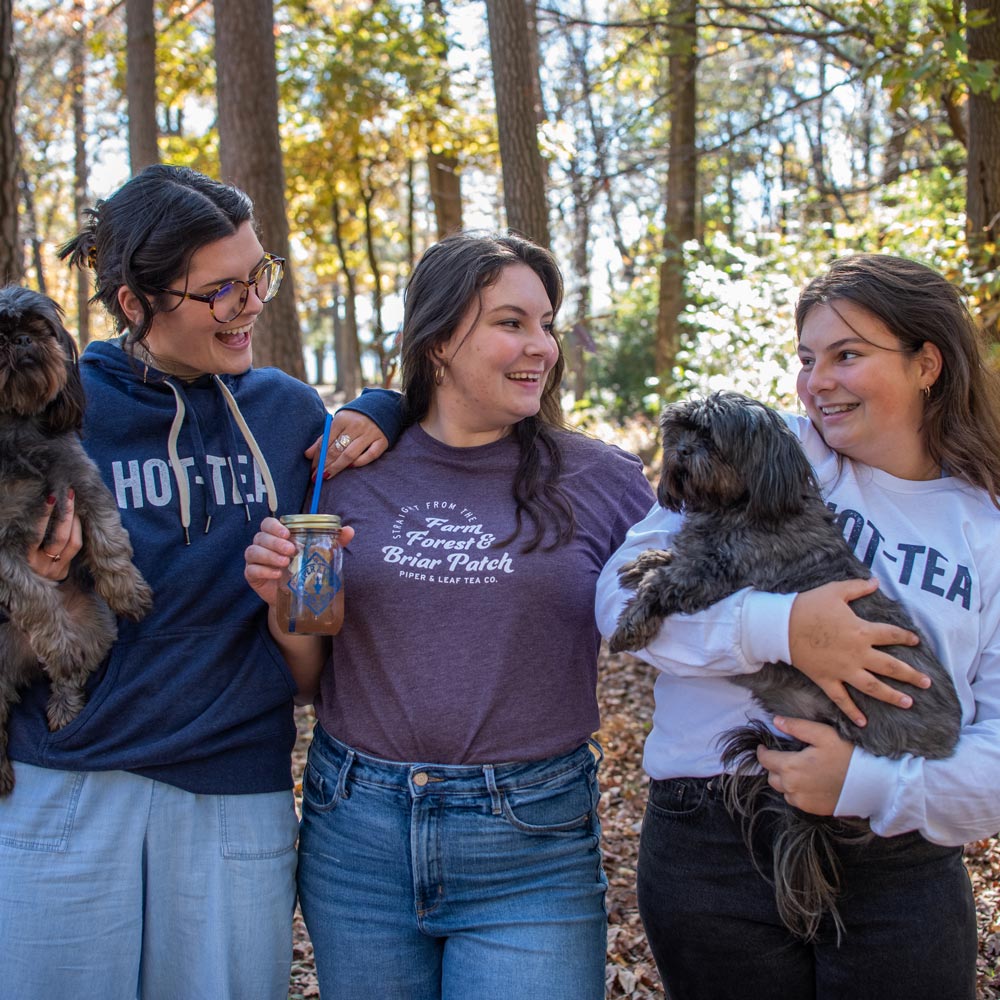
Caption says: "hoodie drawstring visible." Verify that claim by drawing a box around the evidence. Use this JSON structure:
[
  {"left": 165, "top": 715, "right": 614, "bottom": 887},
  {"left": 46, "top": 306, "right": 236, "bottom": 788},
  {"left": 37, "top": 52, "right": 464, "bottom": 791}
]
[
  {"left": 162, "top": 376, "right": 280, "bottom": 544},
  {"left": 213, "top": 376, "right": 279, "bottom": 522},
  {"left": 163, "top": 381, "right": 193, "bottom": 545}
]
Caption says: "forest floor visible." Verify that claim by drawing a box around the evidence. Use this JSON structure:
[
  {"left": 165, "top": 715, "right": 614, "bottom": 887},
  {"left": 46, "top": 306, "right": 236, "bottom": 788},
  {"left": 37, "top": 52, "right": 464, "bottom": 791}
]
[{"left": 287, "top": 647, "right": 1000, "bottom": 1000}]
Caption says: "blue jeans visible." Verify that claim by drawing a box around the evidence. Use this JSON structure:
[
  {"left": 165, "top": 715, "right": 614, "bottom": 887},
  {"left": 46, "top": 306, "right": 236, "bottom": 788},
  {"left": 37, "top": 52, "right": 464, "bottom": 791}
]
[
  {"left": 637, "top": 776, "right": 977, "bottom": 1000},
  {"left": 0, "top": 764, "right": 297, "bottom": 1000},
  {"left": 297, "top": 725, "right": 608, "bottom": 1000}
]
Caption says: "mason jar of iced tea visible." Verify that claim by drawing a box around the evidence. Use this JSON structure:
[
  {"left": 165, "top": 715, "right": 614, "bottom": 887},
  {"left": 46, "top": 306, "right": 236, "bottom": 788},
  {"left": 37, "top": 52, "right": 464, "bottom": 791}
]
[{"left": 276, "top": 514, "right": 344, "bottom": 635}]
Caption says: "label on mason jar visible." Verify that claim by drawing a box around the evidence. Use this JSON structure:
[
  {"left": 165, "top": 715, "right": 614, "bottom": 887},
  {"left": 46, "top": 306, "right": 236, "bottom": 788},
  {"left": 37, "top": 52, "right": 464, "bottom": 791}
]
[{"left": 289, "top": 549, "right": 342, "bottom": 615}]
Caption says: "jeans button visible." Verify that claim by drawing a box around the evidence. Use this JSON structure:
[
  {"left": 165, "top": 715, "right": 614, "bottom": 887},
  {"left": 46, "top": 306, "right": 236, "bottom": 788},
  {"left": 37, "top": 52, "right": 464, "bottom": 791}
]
[{"left": 413, "top": 772, "right": 429, "bottom": 787}]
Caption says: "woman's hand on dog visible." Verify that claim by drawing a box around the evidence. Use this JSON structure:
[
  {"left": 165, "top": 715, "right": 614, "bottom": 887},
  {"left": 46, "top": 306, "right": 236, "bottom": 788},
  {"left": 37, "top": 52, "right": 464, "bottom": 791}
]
[
  {"left": 757, "top": 716, "right": 853, "bottom": 816},
  {"left": 28, "top": 492, "right": 82, "bottom": 583},
  {"left": 244, "top": 516, "right": 355, "bottom": 608},
  {"left": 789, "top": 578, "right": 931, "bottom": 727}
]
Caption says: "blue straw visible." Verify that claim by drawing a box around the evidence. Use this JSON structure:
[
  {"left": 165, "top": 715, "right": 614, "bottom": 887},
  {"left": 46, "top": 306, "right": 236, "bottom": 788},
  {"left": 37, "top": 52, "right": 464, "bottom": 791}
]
[{"left": 309, "top": 412, "right": 333, "bottom": 514}]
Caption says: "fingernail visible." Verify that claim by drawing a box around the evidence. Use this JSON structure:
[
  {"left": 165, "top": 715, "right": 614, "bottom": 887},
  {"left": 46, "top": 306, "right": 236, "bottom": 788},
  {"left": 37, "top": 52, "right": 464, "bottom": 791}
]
[
  {"left": 920, "top": 676, "right": 932, "bottom": 688},
  {"left": 855, "top": 717, "right": 866, "bottom": 727},
  {"left": 46, "top": 494, "right": 56, "bottom": 505},
  {"left": 899, "top": 695, "right": 913, "bottom": 708},
  {"left": 322, "top": 471, "right": 332, "bottom": 481},
  {"left": 68, "top": 488, "right": 75, "bottom": 500},
  {"left": 773, "top": 716, "right": 785, "bottom": 727}
]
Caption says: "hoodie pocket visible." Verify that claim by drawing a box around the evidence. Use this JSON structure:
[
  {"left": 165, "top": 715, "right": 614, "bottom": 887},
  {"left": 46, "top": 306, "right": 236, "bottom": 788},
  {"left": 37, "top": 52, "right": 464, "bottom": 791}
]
[{"left": 43, "top": 623, "right": 298, "bottom": 767}]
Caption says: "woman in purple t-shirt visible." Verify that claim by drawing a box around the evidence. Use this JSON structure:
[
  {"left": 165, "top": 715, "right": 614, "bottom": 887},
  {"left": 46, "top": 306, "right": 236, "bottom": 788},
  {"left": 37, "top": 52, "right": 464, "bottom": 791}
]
[{"left": 246, "top": 231, "right": 654, "bottom": 1000}]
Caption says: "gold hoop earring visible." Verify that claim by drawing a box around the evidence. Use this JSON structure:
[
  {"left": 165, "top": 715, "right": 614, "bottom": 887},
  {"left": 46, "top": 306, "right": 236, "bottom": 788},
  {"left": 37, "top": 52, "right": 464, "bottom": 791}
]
[
  {"left": 434, "top": 366, "right": 446, "bottom": 386},
  {"left": 923, "top": 384, "right": 932, "bottom": 400}
]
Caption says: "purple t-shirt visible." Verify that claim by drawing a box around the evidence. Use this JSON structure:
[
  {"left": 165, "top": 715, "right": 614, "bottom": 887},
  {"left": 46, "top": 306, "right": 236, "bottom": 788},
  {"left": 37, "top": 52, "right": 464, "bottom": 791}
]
[{"left": 315, "top": 423, "right": 653, "bottom": 764}]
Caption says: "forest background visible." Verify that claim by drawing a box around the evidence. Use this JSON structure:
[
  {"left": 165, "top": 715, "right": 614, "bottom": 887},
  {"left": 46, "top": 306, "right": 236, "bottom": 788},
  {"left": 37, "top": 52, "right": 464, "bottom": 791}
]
[{"left": 2, "top": 1, "right": 1000, "bottom": 997}]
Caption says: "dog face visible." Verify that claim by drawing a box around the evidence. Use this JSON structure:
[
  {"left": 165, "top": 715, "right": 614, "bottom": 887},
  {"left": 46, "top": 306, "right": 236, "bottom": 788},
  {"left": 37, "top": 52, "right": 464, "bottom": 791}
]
[
  {"left": 0, "top": 285, "right": 85, "bottom": 432},
  {"left": 657, "top": 391, "right": 817, "bottom": 521}
]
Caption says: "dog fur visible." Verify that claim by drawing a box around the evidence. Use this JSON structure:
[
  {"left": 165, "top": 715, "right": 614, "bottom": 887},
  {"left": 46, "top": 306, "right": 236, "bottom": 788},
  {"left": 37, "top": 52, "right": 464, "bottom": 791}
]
[
  {"left": 0, "top": 285, "right": 153, "bottom": 795},
  {"left": 609, "top": 390, "right": 961, "bottom": 940}
]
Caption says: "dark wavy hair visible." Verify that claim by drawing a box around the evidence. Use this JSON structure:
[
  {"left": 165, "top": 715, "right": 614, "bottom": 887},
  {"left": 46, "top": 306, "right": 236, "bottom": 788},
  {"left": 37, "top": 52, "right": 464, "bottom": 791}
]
[
  {"left": 795, "top": 253, "right": 1000, "bottom": 505},
  {"left": 400, "top": 230, "right": 575, "bottom": 551},
  {"left": 58, "top": 164, "right": 254, "bottom": 348}
]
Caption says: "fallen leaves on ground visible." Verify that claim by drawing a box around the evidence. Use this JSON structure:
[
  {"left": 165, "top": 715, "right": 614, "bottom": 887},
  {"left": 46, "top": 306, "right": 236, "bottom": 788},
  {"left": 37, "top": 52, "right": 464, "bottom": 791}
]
[{"left": 288, "top": 648, "right": 1000, "bottom": 999}]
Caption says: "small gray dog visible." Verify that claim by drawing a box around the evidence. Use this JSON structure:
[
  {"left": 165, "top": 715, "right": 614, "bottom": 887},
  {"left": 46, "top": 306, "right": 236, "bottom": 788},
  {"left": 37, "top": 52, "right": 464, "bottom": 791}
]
[
  {"left": 609, "top": 390, "right": 961, "bottom": 941},
  {"left": 0, "top": 286, "right": 153, "bottom": 795}
]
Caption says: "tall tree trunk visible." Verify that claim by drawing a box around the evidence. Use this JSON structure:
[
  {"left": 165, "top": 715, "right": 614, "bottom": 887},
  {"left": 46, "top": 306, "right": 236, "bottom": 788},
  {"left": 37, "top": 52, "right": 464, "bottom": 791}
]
[
  {"left": 966, "top": 0, "right": 1000, "bottom": 339},
  {"left": 360, "top": 174, "right": 392, "bottom": 385},
  {"left": 126, "top": 0, "right": 159, "bottom": 172},
  {"left": 331, "top": 195, "right": 362, "bottom": 399},
  {"left": 71, "top": 0, "right": 90, "bottom": 344},
  {"left": 423, "top": 0, "right": 462, "bottom": 238},
  {"left": 214, "top": 0, "right": 304, "bottom": 379},
  {"left": 655, "top": 0, "right": 698, "bottom": 388},
  {"left": 19, "top": 169, "right": 44, "bottom": 291},
  {"left": 485, "top": 0, "right": 550, "bottom": 246},
  {"left": 569, "top": 182, "right": 591, "bottom": 402},
  {"left": 0, "top": 0, "right": 21, "bottom": 283}
]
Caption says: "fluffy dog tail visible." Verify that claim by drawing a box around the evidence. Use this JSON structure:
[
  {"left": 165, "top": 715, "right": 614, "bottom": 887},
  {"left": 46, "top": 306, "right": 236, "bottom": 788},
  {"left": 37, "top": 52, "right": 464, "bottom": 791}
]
[{"left": 718, "top": 721, "right": 873, "bottom": 943}]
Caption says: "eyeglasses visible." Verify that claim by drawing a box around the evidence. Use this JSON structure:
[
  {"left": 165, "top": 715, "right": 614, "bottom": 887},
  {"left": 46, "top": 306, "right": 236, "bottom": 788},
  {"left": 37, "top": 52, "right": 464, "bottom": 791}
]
[{"left": 157, "top": 254, "right": 285, "bottom": 323}]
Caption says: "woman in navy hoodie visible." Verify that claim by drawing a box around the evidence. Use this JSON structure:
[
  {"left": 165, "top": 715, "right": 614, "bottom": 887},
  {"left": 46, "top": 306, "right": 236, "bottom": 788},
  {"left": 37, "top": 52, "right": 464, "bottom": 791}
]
[{"left": 0, "top": 165, "right": 397, "bottom": 1000}]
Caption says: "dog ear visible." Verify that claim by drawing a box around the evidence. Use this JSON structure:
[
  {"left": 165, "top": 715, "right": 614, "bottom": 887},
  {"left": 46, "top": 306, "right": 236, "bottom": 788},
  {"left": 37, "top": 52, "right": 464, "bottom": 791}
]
[
  {"left": 41, "top": 320, "right": 86, "bottom": 434},
  {"left": 744, "top": 404, "right": 816, "bottom": 521}
]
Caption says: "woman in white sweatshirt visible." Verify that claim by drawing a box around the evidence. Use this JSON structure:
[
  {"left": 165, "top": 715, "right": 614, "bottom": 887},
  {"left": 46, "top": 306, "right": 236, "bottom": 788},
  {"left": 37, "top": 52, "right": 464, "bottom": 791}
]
[{"left": 596, "top": 253, "right": 1000, "bottom": 1000}]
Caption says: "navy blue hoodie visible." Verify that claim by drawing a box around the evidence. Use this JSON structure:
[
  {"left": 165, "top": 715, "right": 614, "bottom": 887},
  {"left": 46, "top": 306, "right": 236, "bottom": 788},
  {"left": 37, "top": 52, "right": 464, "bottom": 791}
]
[{"left": 7, "top": 338, "right": 400, "bottom": 794}]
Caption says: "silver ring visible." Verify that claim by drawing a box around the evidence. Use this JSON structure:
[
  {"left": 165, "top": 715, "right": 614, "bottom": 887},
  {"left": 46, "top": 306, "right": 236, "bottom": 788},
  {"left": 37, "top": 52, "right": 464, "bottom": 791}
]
[{"left": 334, "top": 433, "right": 352, "bottom": 451}]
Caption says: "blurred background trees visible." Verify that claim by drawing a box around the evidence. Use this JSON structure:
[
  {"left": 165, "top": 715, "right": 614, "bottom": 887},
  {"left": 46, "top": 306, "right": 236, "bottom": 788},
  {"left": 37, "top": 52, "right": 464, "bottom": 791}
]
[{"left": 4, "top": 0, "right": 1000, "bottom": 425}]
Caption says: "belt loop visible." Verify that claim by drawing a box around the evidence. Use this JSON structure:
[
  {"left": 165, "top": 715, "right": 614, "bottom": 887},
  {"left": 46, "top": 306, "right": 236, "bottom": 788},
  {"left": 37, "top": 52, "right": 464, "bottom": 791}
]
[
  {"left": 586, "top": 737, "right": 604, "bottom": 766},
  {"left": 483, "top": 764, "right": 502, "bottom": 815},
  {"left": 336, "top": 749, "right": 356, "bottom": 800}
]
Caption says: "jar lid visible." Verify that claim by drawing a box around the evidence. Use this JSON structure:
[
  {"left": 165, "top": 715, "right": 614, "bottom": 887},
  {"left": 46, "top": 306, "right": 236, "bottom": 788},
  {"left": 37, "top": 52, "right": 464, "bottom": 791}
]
[{"left": 280, "top": 514, "right": 342, "bottom": 529}]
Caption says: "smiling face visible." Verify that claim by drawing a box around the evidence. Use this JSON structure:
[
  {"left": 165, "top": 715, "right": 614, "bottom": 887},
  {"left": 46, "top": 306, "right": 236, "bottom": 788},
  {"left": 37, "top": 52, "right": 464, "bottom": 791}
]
[
  {"left": 119, "top": 221, "right": 268, "bottom": 377},
  {"left": 796, "top": 300, "right": 942, "bottom": 479},
  {"left": 421, "top": 263, "right": 560, "bottom": 447}
]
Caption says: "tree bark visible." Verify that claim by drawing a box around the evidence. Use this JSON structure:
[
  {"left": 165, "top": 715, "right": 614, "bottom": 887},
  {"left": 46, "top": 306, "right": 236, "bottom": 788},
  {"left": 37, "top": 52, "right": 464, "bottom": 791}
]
[
  {"left": 423, "top": 0, "right": 462, "bottom": 238},
  {"left": 655, "top": 0, "right": 698, "bottom": 388},
  {"left": 966, "top": 0, "right": 1000, "bottom": 341},
  {"left": 0, "top": 0, "right": 21, "bottom": 283},
  {"left": 331, "top": 196, "right": 362, "bottom": 400},
  {"left": 214, "top": 0, "right": 305, "bottom": 379},
  {"left": 71, "top": 0, "right": 90, "bottom": 344},
  {"left": 126, "top": 0, "right": 159, "bottom": 172},
  {"left": 485, "top": 0, "right": 550, "bottom": 246}
]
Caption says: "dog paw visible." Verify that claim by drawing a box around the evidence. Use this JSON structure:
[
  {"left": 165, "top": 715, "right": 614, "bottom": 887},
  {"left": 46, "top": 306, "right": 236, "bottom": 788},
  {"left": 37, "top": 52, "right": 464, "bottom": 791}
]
[
  {"left": 46, "top": 687, "right": 86, "bottom": 732},
  {"left": 607, "top": 627, "right": 632, "bottom": 654},
  {"left": 118, "top": 577, "right": 154, "bottom": 622},
  {"left": 0, "top": 760, "right": 14, "bottom": 797},
  {"left": 608, "top": 596, "right": 664, "bottom": 653},
  {"left": 608, "top": 618, "right": 653, "bottom": 654},
  {"left": 617, "top": 549, "right": 672, "bottom": 589},
  {"left": 102, "top": 572, "right": 154, "bottom": 622}
]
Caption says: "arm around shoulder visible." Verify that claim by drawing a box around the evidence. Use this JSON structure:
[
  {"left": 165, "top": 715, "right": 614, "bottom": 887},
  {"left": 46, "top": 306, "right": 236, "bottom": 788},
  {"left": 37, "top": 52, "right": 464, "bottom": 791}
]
[{"left": 339, "top": 387, "right": 404, "bottom": 445}]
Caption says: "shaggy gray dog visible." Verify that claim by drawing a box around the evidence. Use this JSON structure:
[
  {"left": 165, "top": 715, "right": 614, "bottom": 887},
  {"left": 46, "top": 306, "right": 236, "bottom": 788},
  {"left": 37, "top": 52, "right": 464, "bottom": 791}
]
[
  {"left": 0, "top": 286, "right": 153, "bottom": 795},
  {"left": 609, "top": 390, "right": 961, "bottom": 941}
]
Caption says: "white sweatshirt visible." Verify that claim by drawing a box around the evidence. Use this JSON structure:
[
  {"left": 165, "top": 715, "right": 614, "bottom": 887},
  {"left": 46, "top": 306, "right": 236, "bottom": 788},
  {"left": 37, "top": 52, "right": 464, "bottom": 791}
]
[{"left": 595, "top": 413, "right": 1000, "bottom": 845}]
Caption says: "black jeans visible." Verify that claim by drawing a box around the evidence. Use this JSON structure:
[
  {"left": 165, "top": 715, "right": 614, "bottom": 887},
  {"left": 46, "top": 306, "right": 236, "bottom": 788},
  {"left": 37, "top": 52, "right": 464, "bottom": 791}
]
[{"left": 637, "top": 776, "right": 977, "bottom": 1000}]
